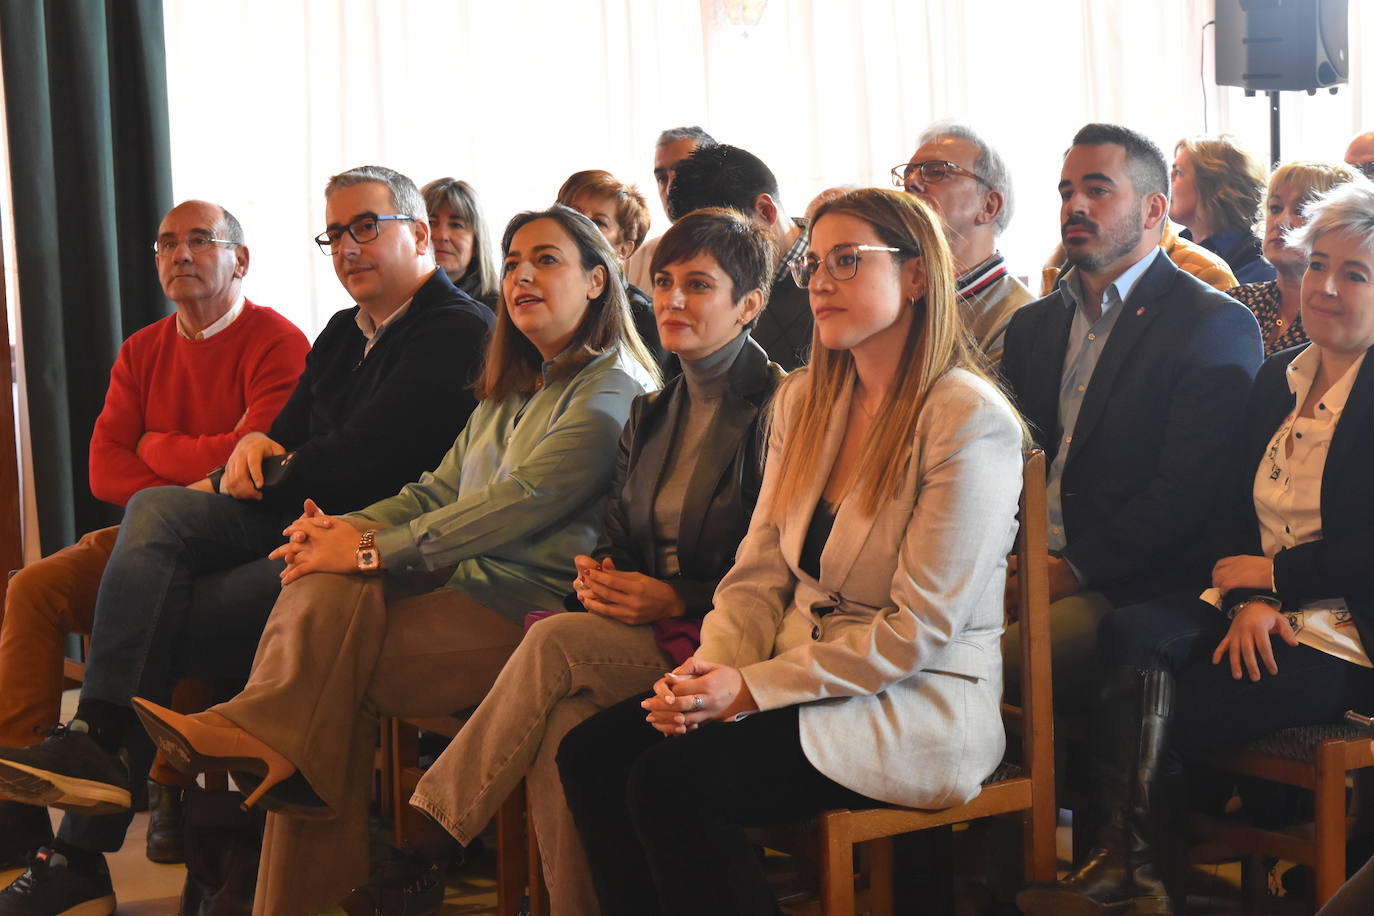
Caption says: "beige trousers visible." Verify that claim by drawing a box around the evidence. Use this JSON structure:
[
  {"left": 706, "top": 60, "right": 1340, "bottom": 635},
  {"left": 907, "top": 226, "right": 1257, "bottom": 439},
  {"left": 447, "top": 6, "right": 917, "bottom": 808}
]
[
  {"left": 213, "top": 571, "right": 523, "bottom": 916},
  {"left": 411, "top": 612, "right": 669, "bottom": 916},
  {"left": 1001, "top": 589, "right": 1113, "bottom": 711}
]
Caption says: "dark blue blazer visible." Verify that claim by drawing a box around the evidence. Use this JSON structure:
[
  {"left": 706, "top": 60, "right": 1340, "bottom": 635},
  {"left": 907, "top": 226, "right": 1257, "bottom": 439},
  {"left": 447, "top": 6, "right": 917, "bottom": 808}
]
[
  {"left": 1001, "top": 251, "right": 1263, "bottom": 605},
  {"left": 1211, "top": 344, "right": 1374, "bottom": 654}
]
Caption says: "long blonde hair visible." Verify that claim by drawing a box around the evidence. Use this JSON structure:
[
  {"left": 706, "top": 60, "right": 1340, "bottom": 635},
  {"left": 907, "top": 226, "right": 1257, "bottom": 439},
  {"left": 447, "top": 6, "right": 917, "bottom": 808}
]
[{"left": 770, "top": 187, "right": 1023, "bottom": 516}]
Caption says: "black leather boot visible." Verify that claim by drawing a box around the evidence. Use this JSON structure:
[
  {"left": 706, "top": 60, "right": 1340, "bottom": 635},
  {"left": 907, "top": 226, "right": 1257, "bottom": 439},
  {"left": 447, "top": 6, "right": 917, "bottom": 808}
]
[
  {"left": 145, "top": 778, "right": 187, "bottom": 864},
  {"left": 1017, "top": 667, "right": 1176, "bottom": 915},
  {"left": 0, "top": 799, "right": 53, "bottom": 869}
]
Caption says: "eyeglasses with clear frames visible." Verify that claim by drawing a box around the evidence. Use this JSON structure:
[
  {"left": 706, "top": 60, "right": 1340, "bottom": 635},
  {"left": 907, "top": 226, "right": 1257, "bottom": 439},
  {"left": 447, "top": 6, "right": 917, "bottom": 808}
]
[
  {"left": 151, "top": 236, "right": 240, "bottom": 257},
  {"left": 790, "top": 244, "right": 907, "bottom": 289},
  {"left": 314, "top": 214, "right": 416, "bottom": 254},
  {"left": 889, "top": 160, "right": 991, "bottom": 192}
]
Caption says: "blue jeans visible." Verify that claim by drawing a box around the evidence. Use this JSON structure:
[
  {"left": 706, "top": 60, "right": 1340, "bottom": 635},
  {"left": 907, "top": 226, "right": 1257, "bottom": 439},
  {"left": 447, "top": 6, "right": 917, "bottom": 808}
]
[
  {"left": 1099, "top": 593, "right": 1374, "bottom": 762},
  {"left": 61, "top": 486, "right": 287, "bottom": 852}
]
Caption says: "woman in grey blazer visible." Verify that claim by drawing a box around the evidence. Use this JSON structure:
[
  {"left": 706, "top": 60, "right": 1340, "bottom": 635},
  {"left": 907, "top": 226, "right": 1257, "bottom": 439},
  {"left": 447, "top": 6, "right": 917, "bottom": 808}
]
[{"left": 557, "top": 188, "right": 1027, "bottom": 916}]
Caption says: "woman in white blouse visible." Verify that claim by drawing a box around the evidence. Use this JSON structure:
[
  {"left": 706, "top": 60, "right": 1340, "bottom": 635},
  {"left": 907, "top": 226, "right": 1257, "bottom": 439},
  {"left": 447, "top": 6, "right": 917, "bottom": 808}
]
[{"left": 1021, "top": 179, "right": 1374, "bottom": 916}]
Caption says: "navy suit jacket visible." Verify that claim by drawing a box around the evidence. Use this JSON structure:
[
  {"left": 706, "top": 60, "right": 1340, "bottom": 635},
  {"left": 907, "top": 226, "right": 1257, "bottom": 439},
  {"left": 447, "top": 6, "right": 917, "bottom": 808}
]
[
  {"left": 1210, "top": 344, "right": 1374, "bottom": 655},
  {"left": 1001, "top": 251, "right": 1263, "bottom": 605}
]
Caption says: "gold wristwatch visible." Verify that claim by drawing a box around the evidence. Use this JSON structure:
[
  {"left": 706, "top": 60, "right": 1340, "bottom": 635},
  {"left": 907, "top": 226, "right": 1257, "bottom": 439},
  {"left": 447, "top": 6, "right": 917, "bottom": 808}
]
[{"left": 356, "top": 530, "right": 383, "bottom": 575}]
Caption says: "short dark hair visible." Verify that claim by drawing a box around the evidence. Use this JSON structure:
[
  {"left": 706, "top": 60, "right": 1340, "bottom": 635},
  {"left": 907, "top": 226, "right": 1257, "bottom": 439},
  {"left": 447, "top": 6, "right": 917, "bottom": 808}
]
[
  {"left": 666, "top": 144, "right": 780, "bottom": 221},
  {"left": 657, "top": 126, "right": 716, "bottom": 149},
  {"left": 1070, "top": 123, "right": 1169, "bottom": 201},
  {"left": 651, "top": 207, "right": 774, "bottom": 310}
]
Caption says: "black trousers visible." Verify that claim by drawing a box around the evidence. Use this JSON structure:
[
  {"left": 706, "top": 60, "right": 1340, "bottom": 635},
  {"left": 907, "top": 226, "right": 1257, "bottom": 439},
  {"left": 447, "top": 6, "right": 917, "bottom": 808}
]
[
  {"left": 557, "top": 691, "right": 877, "bottom": 916},
  {"left": 1098, "top": 594, "right": 1374, "bottom": 762}
]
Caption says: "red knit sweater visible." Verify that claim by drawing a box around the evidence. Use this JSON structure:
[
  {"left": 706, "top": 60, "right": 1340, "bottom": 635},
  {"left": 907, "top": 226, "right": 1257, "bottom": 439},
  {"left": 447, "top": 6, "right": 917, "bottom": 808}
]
[{"left": 88, "top": 300, "right": 310, "bottom": 506}]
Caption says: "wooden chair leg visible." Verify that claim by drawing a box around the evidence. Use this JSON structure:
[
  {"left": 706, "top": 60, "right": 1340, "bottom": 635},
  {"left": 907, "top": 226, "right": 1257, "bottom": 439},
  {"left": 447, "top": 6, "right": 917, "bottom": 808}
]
[
  {"left": 1025, "top": 801, "right": 1058, "bottom": 883},
  {"left": 525, "top": 780, "right": 550, "bottom": 916},
  {"left": 378, "top": 717, "right": 394, "bottom": 822},
  {"left": 1314, "top": 748, "right": 1348, "bottom": 907},
  {"left": 1240, "top": 852, "right": 1267, "bottom": 916},
  {"left": 864, "top": 836, "right": 895, "bottom": 916},
  {"left": 391, "top": 719, "right": 420, "bottom": 847},
  {"left": 496, "top": 785, "right": 528, "bottom": 916},
  {"left": 818, "top": 813, "right": 856, "bottom": 916}
]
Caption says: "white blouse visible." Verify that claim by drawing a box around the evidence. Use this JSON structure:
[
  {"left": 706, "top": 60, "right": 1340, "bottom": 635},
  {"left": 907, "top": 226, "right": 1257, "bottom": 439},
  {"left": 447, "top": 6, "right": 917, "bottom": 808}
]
[{"left": 1250, "top": 345, "right": 1369, "bottom": 667}]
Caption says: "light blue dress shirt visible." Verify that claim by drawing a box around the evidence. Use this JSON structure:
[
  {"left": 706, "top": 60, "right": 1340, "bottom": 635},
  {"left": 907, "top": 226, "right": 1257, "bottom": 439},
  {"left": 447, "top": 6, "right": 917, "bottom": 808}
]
[{"left": 1045, "top": 247, "right": 1162, "bottom": 575}]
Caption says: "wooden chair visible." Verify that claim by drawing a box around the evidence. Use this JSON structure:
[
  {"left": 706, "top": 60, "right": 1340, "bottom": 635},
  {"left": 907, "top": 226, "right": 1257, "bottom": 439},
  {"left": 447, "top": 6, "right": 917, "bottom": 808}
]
[
  {"left": 813, "top": 449, "right": 1056, "bottom": 915},
  {"left": 1191, "top": 723, "right": 1374, "bottom": 910},
  {"left": 385, "top": 714, "right": 540, "bottom": 916}
]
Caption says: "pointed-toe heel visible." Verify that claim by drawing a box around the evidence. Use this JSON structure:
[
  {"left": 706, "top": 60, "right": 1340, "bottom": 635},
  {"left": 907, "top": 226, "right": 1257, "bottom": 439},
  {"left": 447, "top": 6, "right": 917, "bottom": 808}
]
[{"left": 131, "top": 697, "right": 298, "bottom": 813}]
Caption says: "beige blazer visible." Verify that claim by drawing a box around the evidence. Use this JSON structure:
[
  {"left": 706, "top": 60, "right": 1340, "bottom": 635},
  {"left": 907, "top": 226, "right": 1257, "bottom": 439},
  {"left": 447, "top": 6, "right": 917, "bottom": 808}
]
[{"left": 697, "top": 367, "right": 1023, "bottom": 809}]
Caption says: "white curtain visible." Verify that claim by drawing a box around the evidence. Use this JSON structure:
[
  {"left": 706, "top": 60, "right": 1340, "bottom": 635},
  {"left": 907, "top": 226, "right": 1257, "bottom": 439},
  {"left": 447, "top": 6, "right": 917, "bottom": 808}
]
[{"left": 163, "top": 0, "right": 1374, "bottom": 338}]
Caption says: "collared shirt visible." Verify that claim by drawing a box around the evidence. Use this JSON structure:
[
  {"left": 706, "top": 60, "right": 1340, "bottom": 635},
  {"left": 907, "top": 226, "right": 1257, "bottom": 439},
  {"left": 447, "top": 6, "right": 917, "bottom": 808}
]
[
  {"left": 355, "top": 297, "right": 415, "bottom": 357},
  {"left": 773, "top": 217, "right": 810, "bottom": 285},
  {"left": 1045, "top": 247, "right": 1161, "bottom": 558},
  {"left": 356, "top": 347, "right": 657, "bottom": 620},
  {"left": 176, "top": 294, "right": 245, "bottom": 341},
  {"left": 1250, "top": 344, "right": 1370, "bottom": 666}
]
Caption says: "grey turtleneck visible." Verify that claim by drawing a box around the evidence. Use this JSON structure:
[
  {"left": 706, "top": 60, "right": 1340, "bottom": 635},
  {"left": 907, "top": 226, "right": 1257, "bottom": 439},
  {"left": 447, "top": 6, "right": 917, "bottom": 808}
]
[{"left": 652, "top": 331, "right": 750, "bottom": 576}]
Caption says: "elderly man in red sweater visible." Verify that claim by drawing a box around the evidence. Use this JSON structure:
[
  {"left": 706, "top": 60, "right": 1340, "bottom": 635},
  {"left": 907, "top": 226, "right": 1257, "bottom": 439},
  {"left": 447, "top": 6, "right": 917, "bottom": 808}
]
[{"left": 0, "top": 199, "right": 309, "bottom": 866}]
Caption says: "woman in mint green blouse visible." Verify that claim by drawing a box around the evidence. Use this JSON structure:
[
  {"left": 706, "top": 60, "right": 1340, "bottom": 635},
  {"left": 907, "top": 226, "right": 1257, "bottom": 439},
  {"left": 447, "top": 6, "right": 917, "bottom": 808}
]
[{"left": 131, "top": 206, "right": 661, "bottom": 915}]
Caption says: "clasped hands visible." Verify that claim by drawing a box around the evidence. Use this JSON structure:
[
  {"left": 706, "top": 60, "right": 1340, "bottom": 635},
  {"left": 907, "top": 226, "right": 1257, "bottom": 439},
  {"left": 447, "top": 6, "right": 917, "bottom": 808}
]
[
  {"left": 572, "top": 555, "right": 685, "bottom": 625},
  {"left": 1208, "top": 554, "right": 1296, "bottom": 682},
  {"left": 641, "top": 656, "right": 756, "bottom": 736},
  {"left": 268, "top": 499, "right": 369, "bottom": 585}
]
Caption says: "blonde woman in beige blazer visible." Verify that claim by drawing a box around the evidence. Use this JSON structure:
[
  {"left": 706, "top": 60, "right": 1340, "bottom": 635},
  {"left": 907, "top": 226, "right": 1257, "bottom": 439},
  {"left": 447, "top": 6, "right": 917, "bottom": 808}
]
[{"left": 557, "top": 188, "right": 1026, "bottom": 916}]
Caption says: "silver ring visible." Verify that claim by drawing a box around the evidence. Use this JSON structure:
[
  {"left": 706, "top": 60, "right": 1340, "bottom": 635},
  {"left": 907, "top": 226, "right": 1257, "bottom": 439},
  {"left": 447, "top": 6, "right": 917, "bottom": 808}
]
[{"left": 692, "top": 695, "right": 704, "bottom": 712}]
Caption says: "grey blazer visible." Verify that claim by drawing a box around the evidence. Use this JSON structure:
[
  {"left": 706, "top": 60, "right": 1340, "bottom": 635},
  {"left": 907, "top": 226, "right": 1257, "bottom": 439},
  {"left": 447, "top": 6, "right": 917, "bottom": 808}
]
[{"left": 697, "top": 367, "right": 1023, "bottom": 809}]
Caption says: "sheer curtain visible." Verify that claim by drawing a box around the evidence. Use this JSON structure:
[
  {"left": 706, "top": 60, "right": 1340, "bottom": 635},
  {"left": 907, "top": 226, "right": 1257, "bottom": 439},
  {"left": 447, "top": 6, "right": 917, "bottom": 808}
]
[{"left": 163, "top": 0, "right": 1374, "bottom": 337}]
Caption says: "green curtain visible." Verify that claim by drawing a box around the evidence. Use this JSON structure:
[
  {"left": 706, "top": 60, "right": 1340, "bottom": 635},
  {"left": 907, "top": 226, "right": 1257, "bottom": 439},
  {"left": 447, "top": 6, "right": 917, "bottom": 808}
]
[{"left": 0, "top": 0, "right": 173, "bottom": 552}]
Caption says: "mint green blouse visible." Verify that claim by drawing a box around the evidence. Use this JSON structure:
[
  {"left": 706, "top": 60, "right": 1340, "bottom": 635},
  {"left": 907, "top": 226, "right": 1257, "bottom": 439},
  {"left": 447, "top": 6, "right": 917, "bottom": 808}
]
[{"left": 352, "top": 347, "right": 656, "bottom": 620}]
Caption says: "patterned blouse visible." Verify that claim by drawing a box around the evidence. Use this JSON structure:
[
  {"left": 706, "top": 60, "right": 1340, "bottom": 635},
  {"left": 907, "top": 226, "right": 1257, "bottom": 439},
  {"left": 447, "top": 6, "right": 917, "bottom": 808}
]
[{"left": 1229, "top": 280, "right": 1307, "bottom": 357}]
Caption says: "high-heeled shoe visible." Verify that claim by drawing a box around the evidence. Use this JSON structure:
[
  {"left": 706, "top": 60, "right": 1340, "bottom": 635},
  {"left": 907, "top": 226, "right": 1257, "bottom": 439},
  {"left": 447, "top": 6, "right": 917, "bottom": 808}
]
[{"left": 131, "top": 698, "right": 296, "bottom": 813}]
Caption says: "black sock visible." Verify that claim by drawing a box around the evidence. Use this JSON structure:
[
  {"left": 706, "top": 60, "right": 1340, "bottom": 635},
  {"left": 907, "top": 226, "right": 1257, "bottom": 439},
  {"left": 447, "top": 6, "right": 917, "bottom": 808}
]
[
  {"left": 48, "top": 840, "right": 104, "bottom": 873},
  {"left": 71, "top": 698, "right": 132, "bottom": 755}
]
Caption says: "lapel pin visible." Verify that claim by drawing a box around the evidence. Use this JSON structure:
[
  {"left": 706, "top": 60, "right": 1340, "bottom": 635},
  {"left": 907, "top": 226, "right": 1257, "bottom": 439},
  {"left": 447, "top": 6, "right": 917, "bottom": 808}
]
[{"left": 1136, "top": 306, "right": 1146, "bottom": 316}]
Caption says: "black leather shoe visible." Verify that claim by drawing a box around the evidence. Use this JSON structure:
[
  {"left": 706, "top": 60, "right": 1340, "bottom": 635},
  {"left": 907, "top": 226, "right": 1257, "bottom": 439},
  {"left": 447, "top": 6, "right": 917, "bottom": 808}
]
[
  {"left": 0, "top": 725, "right": 130, "bottom": 814},
  {"left": 329, "top": 848, "right": 443, "bottom": 916},
  {"left": 0, "top": 802, "right": 52, "bottom": 870},
  {"left": 145, "top": 779, "right": 186, "bottom": 864}
]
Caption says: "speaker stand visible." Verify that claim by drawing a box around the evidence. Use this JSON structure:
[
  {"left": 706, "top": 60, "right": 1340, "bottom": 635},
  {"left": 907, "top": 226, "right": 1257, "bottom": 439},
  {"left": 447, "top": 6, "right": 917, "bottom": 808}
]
[{"left": 1268, "top": 91, "right": 1282, "bottom": 168}]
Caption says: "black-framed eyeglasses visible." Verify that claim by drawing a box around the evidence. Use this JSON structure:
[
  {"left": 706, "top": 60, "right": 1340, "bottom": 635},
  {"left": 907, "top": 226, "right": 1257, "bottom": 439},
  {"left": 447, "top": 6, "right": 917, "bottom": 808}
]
[
  {"left": 151, "top": 235, "right": 240, "bottom": 257},
  {"left": 790, "top": 243, "right": 909, "bottom": 288},
  {"left": 314, "top": 214, "right": 416, "bottom": 253},
  {"left": 1354, "top": 161, "right": 1374, "bottom": 180},
  {"left": 890, "top": 159, "right": 990, "bottom": 192}
]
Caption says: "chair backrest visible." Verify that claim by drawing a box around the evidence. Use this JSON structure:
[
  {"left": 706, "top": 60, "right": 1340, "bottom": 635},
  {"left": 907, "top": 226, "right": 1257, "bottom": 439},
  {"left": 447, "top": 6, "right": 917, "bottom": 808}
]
[{"left": 1013, "top": 450, "right": 1053, "bottom": 792}]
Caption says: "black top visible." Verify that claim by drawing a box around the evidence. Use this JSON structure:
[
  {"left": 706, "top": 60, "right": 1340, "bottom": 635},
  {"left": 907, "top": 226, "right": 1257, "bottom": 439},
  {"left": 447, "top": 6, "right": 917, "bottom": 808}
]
[
  {"left": 457, "top": 269, "right": 498, "bottom": 312},
  {"left": 753, "top": 276, "right": 812, "bottom": 371},
  {"left": 626, "top": 283, "right": 667, "bottom": 370},
  {"left": 799, "top": 498, "right": 838, "bottom": 581},
  {"left": 266, "top": 268, "right": 494, "bottom": 515}
]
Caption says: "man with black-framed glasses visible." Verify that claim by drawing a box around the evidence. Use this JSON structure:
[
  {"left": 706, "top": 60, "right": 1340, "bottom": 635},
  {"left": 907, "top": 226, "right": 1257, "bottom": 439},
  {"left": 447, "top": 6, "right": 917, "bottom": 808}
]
[
  {"left": 0, "top": 167, "right": 493, "bottom": 916},
  {"left": 893, "top": 121, "right": 1033, "bottom": 364}
]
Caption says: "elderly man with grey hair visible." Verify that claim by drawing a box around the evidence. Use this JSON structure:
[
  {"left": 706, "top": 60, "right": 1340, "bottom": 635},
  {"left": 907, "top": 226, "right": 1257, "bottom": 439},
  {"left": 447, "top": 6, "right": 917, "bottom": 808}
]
[
  {"left": 625, "top": 125, "right": 717, "bottom": 289},
  {"left": 0, "top": 165, "right": 494, "bottom": 915},
  {"left": 893, "top": 121, "right": 1033, "bottom": 363}
]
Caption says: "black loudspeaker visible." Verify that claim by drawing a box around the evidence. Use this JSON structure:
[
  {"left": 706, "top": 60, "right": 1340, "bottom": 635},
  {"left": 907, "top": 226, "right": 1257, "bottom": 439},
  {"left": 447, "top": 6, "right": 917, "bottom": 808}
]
[{"left": 1215, "top": 0, "right": 1349, "bottom": 92}]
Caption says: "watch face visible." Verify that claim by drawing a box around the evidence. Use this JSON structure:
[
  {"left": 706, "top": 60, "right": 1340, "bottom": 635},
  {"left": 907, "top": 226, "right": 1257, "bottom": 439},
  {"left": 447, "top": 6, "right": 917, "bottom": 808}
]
[{"left": 358, "top": 548, "right": 380, "bottom": 570}]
